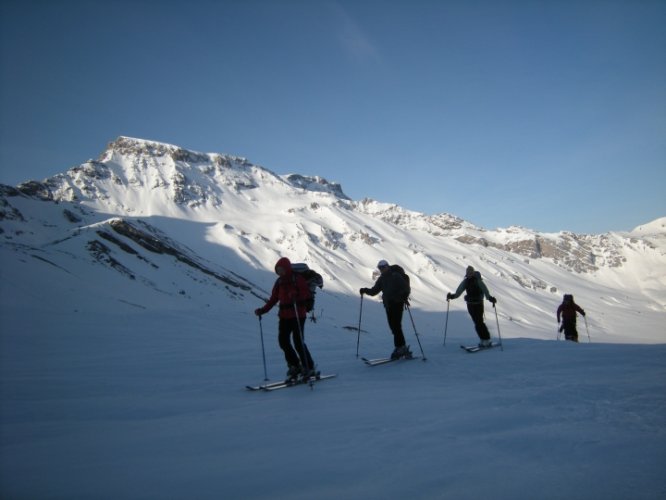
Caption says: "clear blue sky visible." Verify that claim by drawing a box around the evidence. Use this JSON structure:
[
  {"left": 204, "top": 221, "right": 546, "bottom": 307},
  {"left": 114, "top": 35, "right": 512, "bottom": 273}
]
[{"left": 1, "top": 0, "right": 664, "bottom": 234}]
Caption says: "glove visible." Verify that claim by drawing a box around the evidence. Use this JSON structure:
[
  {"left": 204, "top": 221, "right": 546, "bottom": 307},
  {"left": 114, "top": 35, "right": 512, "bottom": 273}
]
[
  {"left": 360, "top": 288, "right": 369, "bottom": 295},
  {"left": 489, "top": 296, "right": 497, "bottom": 304},
  {"left": 254, "top": 308, "right": 263, "bottom": 317},
  {"left": 446, "top": 292, "right": 453, "bottom": 300},
  {"left": 581, "top": 311, "right": 586, "bottom": 316}
]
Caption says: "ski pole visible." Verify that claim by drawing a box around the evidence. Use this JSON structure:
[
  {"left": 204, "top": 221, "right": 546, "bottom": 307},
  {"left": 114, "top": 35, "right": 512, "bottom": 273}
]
[
  {"left": 584, "top": 315, "right": 591, "bottom": 343},
  {"left": 442, "top": 299, "right": 450, "bottom": 346},
  {"left": 493, "top": 303, "right": 503, "bottom": 351},
  {"left": 258, "top": 315, "right": 268, "bottom": 381},
  {"left": 356, "top": 294, "right": 364, "bottom": 358},
  {"left": 293, "top": 302, "right": 314, "bottom": 389},
  {"left": 557, "top": 322, "right": 561, "bottom": 341},
  {"left": 406, "top": 304, "right": 427, "bottom": 360}
]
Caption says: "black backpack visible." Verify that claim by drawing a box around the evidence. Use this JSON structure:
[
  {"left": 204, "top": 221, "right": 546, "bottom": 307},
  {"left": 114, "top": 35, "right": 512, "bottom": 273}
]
[
  {"left": 464, "top": 272, "right": 483, "bottom": 302},
  {"left": 291, "top": 263, "right": 324, "bottom": 312},
  {"left": 389, "top": 264, "right": 411, "bottom": 299}
]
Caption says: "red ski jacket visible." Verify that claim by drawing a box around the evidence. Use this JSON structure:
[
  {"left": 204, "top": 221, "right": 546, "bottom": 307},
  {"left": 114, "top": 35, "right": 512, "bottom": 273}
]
[{"left": 256, "top": 257, "right": 310, "bottom": 320}]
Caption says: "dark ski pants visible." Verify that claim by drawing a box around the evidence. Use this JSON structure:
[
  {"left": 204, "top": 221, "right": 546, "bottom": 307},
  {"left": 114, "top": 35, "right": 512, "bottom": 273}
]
[
  {"left": 385, "top": 301, "right": 407, "bottom": 348},
  {"left": 562, "top": 320, "right": 579, "bottom": 342},
  {"left": 278, "top": 317, "right": 314, "bottom": 369},
  {"left": 466, "top": 302, "right": 491, "bottom": 341}
]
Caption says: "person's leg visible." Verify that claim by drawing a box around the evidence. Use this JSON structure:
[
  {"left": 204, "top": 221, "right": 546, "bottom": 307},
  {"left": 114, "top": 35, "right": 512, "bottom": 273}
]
[
  {"left": 278, "top": 318, "right": 301, "bottom": 367},
  {"left": 386, "top": 303, "right": 406, "bottom": 347},
  {"left": 291, "top": 317, "right": 315, "bottom": 370},
  {"left": 467, "top": 303, "right": 491, "bottom": 341}
]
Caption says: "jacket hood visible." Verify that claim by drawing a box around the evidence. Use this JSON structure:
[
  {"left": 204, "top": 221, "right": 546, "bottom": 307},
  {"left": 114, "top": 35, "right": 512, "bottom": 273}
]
[{"left": 275, "top": 257, "right": 293, "bottom": 276}]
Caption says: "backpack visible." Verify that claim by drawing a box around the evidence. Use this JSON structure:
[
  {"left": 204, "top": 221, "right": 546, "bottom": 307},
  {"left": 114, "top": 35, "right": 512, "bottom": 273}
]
[
  {"left": 291, "top": 263, "right": 324, "bottom": 312},
  {"left": 389, "top": 264, "right": 411, "bottom": 299},
  {"left": 464, "top": 271, "right": 483, "bottom": 302}
]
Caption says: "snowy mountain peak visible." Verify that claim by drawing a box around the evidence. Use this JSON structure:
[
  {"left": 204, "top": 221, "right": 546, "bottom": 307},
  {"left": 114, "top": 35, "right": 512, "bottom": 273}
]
[
  {"left": 101, "top": 136, "right": 252, "bottom": 169},
  {"left": 1, "top": 136, "right": 664, "bottom": 345},
  {"left": 630, "top": 216, "right": 666, "bottom": 237},
  {"left": 7, "top": 137, "right": 351, "bottom": 212},
  {"left": 103, "top": 136, "right": 192, "bottom": 160},
  {"left": 101, "top": 137, "right": 350, "bottom": 199},
  {"left": 95, "top": 136, "right": 348, "bottom": 205}
]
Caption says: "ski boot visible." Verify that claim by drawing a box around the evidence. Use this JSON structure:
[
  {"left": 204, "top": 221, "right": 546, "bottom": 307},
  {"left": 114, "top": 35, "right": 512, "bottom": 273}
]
[
  {"left": 285, "top": 365, "right": 303, "bottom": 384},
  {"left": 390, "top": 345, "right": 413, "bottom": 360},
  {"left": 300, "top": 366, "right": 320, "bottom": 383}
]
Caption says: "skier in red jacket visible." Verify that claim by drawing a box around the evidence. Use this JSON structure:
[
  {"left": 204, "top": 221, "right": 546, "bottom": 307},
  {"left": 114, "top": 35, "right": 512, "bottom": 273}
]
[
  {"left": 557, "top": 294, "right": 586, "bottom": 342},
  {"left": 255, "top": 257, "right": 316, "bottom": 381}
]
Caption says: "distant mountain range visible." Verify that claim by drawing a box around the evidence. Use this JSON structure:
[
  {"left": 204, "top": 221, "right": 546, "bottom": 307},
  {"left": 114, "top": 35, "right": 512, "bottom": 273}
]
[{"left": 1, "top": 136, "right": 664, "bottom": 342}]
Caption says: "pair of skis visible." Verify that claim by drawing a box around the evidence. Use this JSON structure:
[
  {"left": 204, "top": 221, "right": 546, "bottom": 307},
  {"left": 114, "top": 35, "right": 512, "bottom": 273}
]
[
  {"left": 361, "top": 355, "right": 424, "bottom": 366},
  {"left": 246, "top": 373, "right": 336, "bottom": 392},
  {"left": 460, "top": 342, "right": 499, "bottom": 353},
  {"left": 364, "top": 345, "right": 499, "bottom": 358}
]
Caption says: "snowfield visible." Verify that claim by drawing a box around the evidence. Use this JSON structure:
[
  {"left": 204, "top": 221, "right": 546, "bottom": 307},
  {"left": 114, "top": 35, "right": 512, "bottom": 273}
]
[
  {"left": 1, "top": 137, "right": 665, "bottom": 498},
  {"left": 1, "top": 304, "right": 665, "bottom": 499}
]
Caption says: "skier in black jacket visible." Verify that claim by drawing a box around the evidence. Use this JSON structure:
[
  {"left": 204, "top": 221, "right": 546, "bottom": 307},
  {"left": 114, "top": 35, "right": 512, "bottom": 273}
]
[
  {"left": 360, "top": 259, "right": 412, "bottom": 359},
  {"left": 557, "top": 294, "right": 586, "bottom": 342},
  {"left": 447, "top": 266, "right": 497, "bottom": 347}
]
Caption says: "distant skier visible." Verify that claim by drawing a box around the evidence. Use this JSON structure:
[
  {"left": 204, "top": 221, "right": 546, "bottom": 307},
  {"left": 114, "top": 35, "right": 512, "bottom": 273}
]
[
  {"left": 557, "top": 294, "right": 586, "bottom": 342},
  {"left": 447, "top": 266, "right": 497, "bottom": 348},
  {"left": 360, "top": 259, "right": 412, "bottom": 359},
  {"left": 254, "top": 257, "right": 317, "bottom": 382}
]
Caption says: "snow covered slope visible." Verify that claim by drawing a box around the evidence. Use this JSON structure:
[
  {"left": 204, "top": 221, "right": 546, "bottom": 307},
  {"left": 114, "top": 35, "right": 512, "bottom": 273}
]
[
  {"left": 1, "top": 137, "right": 665, "bottom": 499},
  {"left": 1, "top": 136, "right": 664, "bottom": 343}
]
